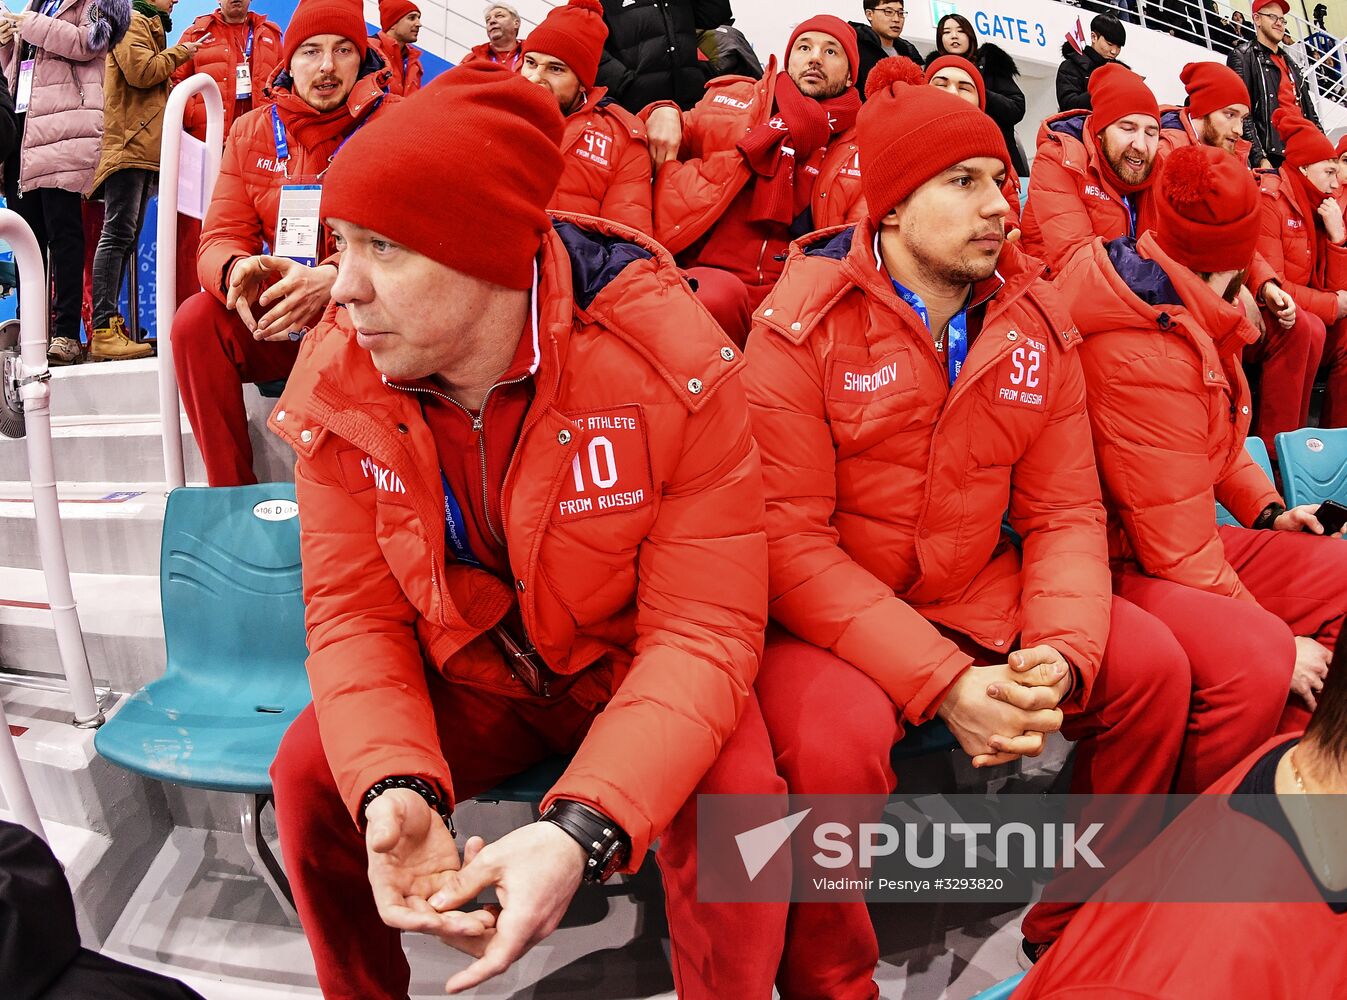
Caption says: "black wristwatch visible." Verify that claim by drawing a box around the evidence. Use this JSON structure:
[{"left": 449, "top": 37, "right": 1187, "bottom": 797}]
[
  {"left": 360, "top": 775, "right": 455, "bottom": 836},
  {"left": 541, "top": 800, "right": 631, "bottom": 884},
  {"left": 1254, "top": 502, "right": 1287, "bottom": 530}
]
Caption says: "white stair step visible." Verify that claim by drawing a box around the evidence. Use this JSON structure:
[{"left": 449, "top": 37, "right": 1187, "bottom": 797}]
[
  {"left": 0, "top": 482, "right": 167, "bottom": 575},
  {"left": 48, "top": 357, "right": 162, "bottom": 419},
  {"left": 0, "top": 567, "right": 166, "bottom": 693}
]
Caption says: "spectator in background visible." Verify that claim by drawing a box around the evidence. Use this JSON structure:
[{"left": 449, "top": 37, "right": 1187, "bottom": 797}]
[
  {"left": 170, "top": 0, "right": 395, "bottom": 486},
  {"left": 522, "top": 0, "right": 653, "bottom": 234},
  {"left": 88, "top": 0, "right": 198, "bottom": 362},
  {"left": 1024, "top": 64, "right": 1160, "bottom": 278},
  {"left": 928, "top": 14, "right": 1027, "bottom": 179},
  {"left": 850, "top": 0, "right": 920, "bottom": 97},
  {"left": 371, "top": 0, "right": 422, "bottom": 96},
  {"left": 1228, "top": 0, "right": 1323, "bottom": 169},
  {"left": 172, "top": 0, "right": 283, "bottom": 307},
  {"left": 1335, "top": 134, "right": 1347, "bottom": 190},
  {"left": 466, "top": 3, "right": 521, "bottom": 70},
  {"left": 649, "top": 15, "right": 864, "bottom": 345},
  {"left": 595, "top": 0, "right": 731, "bottom": 112},
  {"left": 0, "top": 0, "right": 126, "bottom": 366},
  {"left": 1056, "top": 13, "right": 1126, "bottom": 113}
]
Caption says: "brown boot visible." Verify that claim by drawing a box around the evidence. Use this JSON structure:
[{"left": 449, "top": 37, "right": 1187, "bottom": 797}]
[{"left": 89, "top": 316, "right": 152, "bottom": 362}]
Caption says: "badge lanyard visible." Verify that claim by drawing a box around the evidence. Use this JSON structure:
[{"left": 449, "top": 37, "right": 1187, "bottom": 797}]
[
  {"left": 890, "top": 278, "right": 970, "bottom": 387},
  {"left": 16, "top": 0, "right": 62, "bottom": 112},
  {"left": 234, "top": 25, "right": 255, "bottom": 98},
  {"left": 441, "top": 473, "right": 483, "bottom": 568}
]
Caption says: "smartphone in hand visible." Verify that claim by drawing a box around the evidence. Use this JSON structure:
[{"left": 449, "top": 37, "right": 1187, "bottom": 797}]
[{"left": 1313, "top": 499, "right": 1347, "bottom": 536}]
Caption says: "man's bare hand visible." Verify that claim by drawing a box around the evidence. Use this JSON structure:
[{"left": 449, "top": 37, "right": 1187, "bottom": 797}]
[
  {"left": 937, "top": 659, "right": 1066, "bottom": 769},
  {"left": 226, "top": 255, "right": 335, "bottom": 340},
  {"left": 1274, "top": 503, "right": 1346, "bottom": 537},
  {"left": 428, "top": 820, "right": 587, "bottom": 994},
  {"left": 1319, "top": 197, "right": 1347, "bottom": 245},
  {"left": 1261, "top": 282, "right": 1297, "bottom": 330},
  {"left": 365, "top": 789, "right": 468, "bottom": 937},
  {"left": 1291, "top": 635, "right": 1331, "bottom": 712},
  {"left": 646, "top": 105, "right": 683, "bottom": 170}
]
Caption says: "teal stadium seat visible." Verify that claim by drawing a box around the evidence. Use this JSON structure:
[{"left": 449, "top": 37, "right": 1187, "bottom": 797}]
[
  {"left": 1216, "top": 437, "right": 1275, "bottom": 527},
  {"left": 1276, "top": 427, "right": 1347, "bottom": 509},
  {"left": 95, "top": 484, "right": 311, "bottom": 909},
  {"left": 970, "top": 971, "right": 1026, "bottom": 999}
]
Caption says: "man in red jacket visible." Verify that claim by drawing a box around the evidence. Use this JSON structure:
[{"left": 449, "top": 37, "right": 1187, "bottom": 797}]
[
  {"left": 1022, "top": 63, "right": 1161, "bottom": 278},
  {"left": 1159, "top": 62, "right": 1252, "bottom": 158},
  {"left": 743, "top": 68, "right": 1191, "bottom": 993},
  {"left": 1258, "top": 110, "right": 1347, "bottom": 431},
  {"left": 520, "top": 0, "right": 652, "bottom": 233},
  {"left": 170, "top": 0, "right": 394, "bottom": 486},
  {"left": 370, "top": 0, "right": 422, "bottom": 96},
  {"left": 170, "top": 0, "right": 283, "bottom": 305},
  {"left": 649, "top": 14, "right": 865, "bottom": 345},
  {"left": 267, "top": 63, "right": 786, "bottom": 1000},
  {"left": 466, "top": 3, "right": 522, "bottom": 70}
]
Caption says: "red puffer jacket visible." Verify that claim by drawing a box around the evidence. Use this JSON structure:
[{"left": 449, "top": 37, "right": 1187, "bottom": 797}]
[
  {"left": 653, "top": 57, "right": 864, "bottom": 256},
  {"left": 1021, "top": 110, "right": 1158, "bottom": 279},
  {"left": 550, "top": 87, "right": 652, "bottom": 235},
  {"left": 1063, "top": 233, "right": 1281, "bottom": 603},
  {"left": 196, "top": 62, "right": 393, "bottom": 300},
  {"left": 744, "top": 223, "right": 1110, "bottom": 721},
  {"left": 1016, "top": 735, "right": 1347, "bottom": 999},
  {"left": 171, "top": 11, "right": 283, "bottom": 140},
  {"left": 370, "top": 31, "right": 422, "bottom": 95},
  {"left": 1256, "top": 166, "right": 1347, "bottom": 324},
  {"left": 267, "top": 216, "right": 767, "bottom": 862}
]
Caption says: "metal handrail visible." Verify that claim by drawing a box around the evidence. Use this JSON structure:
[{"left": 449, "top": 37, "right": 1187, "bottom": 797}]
[
  {"left": 157, "top": 74, "right": 226, "bottom": 491},
  {"left": 0, "top": 694, "right": 44, "bottom": 840},
  {"left": 2, "top": 209, "right": 103, "bottom": 729}
]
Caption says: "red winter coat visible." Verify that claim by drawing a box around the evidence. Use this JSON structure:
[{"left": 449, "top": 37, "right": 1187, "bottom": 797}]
[
  {"left": 171, "top": 10, "right": 283, "bottom": 140},
  {"left": 196, "top": 65, "right": 393, "bottom": 300},
  {"left": 1064, "top": 233, "right": 1281, "bottom": 603},
  {"left": 744, "top": 224, "right": 1110, "bottom": 721},
  {"left": 463, "top": 40, "right": 521, "bottom": 71},
  {"left": 1016, "top": 735, "right": 1347, "bottom": 999},
  {"left": 1256, "top": 166, "right": 1347, "bottom": 325},
  {"left": 550, "top": 87, "right": 652, "bottom": 235},
  {"left": 653, "top": 58, "right": 865, "bottom": 257},
  {"left": 370, "top": 31, "right": 422, "bottom": 95},
  {"left": 268, "top": 216, "right": 767, "bottom": 861},
  {"left": 1021, "top": 110, "right": 1159, "bottom": 279}
]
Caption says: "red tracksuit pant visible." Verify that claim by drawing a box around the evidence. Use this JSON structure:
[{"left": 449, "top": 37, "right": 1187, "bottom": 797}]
[
  {"left": 755, "top": 595, "right": 1197, "bottom": 997},
  {"left": 1251, "top": 306, "right": 1325, "bottom": 451},
  {"left": 271, "top": 675, "right": 789, "bottom": 1000},
  {"left": 170, "top": 291, "right": 299, "bottom": 486}
]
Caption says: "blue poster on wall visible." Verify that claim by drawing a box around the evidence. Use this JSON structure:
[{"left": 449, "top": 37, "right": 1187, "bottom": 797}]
[{"left": 0, "top": 0, "right": 450, "bottom": 340}]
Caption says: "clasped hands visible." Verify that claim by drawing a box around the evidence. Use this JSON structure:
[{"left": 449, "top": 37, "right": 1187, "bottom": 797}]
[
  {"left": 226, "top": 255, "right": 336, "bottom": 341},
  {"left": 937, "top": 644, "right": 1073, "bottom": 769},
  {"left": 364, "top": 788, "right": 587, "bottom": 994}
]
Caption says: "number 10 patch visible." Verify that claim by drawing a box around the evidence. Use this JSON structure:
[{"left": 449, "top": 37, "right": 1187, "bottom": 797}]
[{"left": 553, "top": 405, "right": 654, "bottom": 522}]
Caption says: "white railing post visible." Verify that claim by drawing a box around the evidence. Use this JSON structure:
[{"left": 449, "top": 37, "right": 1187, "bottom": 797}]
[
  {"left": 1, "top": 209, "right": 103, "bottom": 728},
  {"left": 0, "top": 695, "right": 44, "bottom": 840},
  {"left": 157, "top": 74, "right": 225, "bottom": 491}
]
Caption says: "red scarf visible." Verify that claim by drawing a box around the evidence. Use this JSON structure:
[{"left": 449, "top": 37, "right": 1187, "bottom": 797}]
[
  {"left": 736, "top": 73, "right": 860, "bottom": 225},
  {"left": 272, "top": 72, "right": 387, "bottom": 151},
  {"left": 1288, "top": 166, "right": 1332, "bottom": 266}
]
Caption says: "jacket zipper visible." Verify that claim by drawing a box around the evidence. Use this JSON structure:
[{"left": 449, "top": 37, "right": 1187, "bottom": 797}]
[{"left": 385, "top": 376, "right": 528, "bottom": 548}]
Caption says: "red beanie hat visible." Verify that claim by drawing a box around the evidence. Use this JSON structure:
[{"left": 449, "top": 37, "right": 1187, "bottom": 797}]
[
  {"left": 522, "top": 0, "right": 607, "bottom": 89},
  {"left": 282, "top": 0, "right": 369, "bottom": 67},
  {"left": 378, "top": 0, "right": 418, "bottom": 32},
  {"left": 1274, "top": 108, "right": 1335, "bottom": 167},
  {"left": 1154, "top": 144, "right": 1260, "bottom": 273},
  {"left": 787, "top": 15, "right": 860, "bottom": 84},
  {"left": 1336, "top": 133, "right": 1347, "bottom": 159},
  {"left": 321, "top": 63, "right": 565, "bottom": 290},
  {"left": 1179, "top": 62, "right": 1251, "bottom": 120},
  {"left": 1087, "top": 63, "right": 1159, "bottom": 138},
  {"left": 860, "top": 57, "right": 1009, "bottom": 224},
  {"left": 925, "top": 54, "right": 986, "bottom": 111}
]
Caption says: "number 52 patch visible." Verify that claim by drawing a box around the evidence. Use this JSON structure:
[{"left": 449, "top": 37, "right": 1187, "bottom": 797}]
[
  {"left": 553, "top": 404, "right": 654, "bottom": 522},
  {"left": 994, "top": 337, "right": 1048, "bottom": 410}
]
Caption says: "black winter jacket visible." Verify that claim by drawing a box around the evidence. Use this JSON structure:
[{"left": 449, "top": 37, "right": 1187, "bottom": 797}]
[
  {"left": 1226, "top": 39, "right": 1322, "bottom": 168},
  {"left": 595, "top": 0, "right": 733, "bottom": 112},
  {"left": 850, "top": 20, "right": 921, "bottom": 99},
  {"left": 1056, "top": 41, "right": 1116, "bottom": 113}
]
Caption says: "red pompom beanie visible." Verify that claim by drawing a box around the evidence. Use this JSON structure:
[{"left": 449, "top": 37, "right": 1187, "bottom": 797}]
[
  {"left": 282, "top": 0, "right": 369, "bottom": 68},
  {"left": 522, "top": 0, "right": 607, "bottom": 89},
  {"left": 1087, "top": 62, "right": 1159, "bottom": 139},
  {"left": 321, "top": 62, "right": 566, "bottom": 290},
  {"left": 925, "top": 54, "right": 986, "bottom": 111},
  {"left": 378, "top": 0, "right": 418, "bottom": 32},
  {"left": 1179, "top": 62, "right": 1250, "bottom": 120},
  {"left": 860, "top": 57, "right": 1009, "bottom": 224},
  {"left": 787, "top": 15, "right": 860, "bottom": 83},
  {"left": 1154, "top": 144, "right": 1260, "bottom": 273},
  {"left": 1274, "top": 108, "right": 1335, "bottom": 167}
]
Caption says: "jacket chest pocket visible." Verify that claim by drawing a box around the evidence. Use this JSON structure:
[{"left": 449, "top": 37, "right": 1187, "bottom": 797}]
[{"left": 824, "top": 345, "right": 932, "bottom": 447}]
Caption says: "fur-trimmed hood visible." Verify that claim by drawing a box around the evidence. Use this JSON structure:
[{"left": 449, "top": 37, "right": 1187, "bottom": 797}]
[
  {"left": 87, "top": 0, "right": 131, "bottom": 52},
  {"left": 978, "top": 41, "right": 1019, "bottom": 79}
]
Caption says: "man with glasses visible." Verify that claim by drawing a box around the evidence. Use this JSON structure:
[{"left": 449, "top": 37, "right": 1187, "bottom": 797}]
[
  {"left": 1228, "top": 0, "right": 1322, "bottom": 169},
  {"left": 851, "top": 0, "right": 920, "bottom": 97}
]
